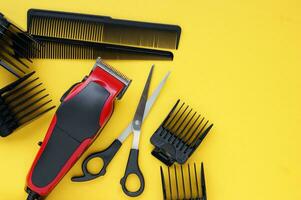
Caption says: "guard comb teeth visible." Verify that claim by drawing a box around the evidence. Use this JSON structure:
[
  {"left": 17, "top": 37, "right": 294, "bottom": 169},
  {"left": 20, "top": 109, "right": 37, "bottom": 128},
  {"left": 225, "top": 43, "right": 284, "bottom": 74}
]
[
  {"left": 0, "top": 72, "right": 55, "bottom": 137},
  {"left": 0, "top": 13, "right": 39, "bottom": 77},
  {"left": 150, "top": 100, "right": 213, "bottom": 166},
  {"left": 160, "top": 163, "right": 207, "bottom": 200}
]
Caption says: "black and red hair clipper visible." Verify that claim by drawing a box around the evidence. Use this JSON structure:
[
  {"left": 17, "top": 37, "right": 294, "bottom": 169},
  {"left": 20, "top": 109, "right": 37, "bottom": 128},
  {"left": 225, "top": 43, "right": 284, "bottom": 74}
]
[{"left": 25, "top": 58, "right": 131, "bottom": 200}]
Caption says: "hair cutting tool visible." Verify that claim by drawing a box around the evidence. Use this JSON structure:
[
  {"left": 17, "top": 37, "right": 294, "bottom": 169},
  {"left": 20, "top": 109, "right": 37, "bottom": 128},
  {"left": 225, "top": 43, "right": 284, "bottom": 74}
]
[
  {"left": 0, "top": 71, "right": 55, "bottom": 137},
  {"left": 72, "top": 65, "right": 162, "bottom": 197},
  {"left": 27, "top": 36, "right": 174, "bottom": 60},
  {"left": 150, "top": 100, "right": 213, "bottom": 166},
  {"left": 25, "top": 58, "right": 131, "bottom": 200},
  {"left": 0, "top": 13, "right": 39, "bottom": 77},
  {"left": 25, "top": 9, "right": 180, "bottom": 60},
  {"left": 160, "top": 163, "right": 207, "bottom": 200}
]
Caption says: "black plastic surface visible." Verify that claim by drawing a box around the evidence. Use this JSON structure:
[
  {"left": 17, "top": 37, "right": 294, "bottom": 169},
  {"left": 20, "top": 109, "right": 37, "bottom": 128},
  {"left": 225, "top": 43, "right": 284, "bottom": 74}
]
[
  {"left": 72, "top": 139, "right": 122, "bottom": 182},
  {"left": 120, "top": 149, "right": 145, "bottom": 197},
  {"left": 31, "top": 82, "right": 110, "bottom": 187},
  {"left": 56, "top": 82, "right": 109, "bottom": 141}
]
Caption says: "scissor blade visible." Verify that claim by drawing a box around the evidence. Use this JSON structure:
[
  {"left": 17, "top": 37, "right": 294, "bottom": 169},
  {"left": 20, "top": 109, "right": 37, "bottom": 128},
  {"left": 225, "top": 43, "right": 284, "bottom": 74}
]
[
  {"left": 117, "top": 71, "right": 170, "bottom": 142},
  {"left": 132, "top": 65, "right": 154, "bottom": 131}
]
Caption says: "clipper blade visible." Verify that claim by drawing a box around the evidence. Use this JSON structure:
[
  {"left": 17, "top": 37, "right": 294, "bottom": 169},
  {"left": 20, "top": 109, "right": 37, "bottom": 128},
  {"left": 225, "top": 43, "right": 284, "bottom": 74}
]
[
  {"left": 0, "top": 72, "right": 55, "bottom": 137},
  {"left": 94, "top": 58, "right": 131, "bottom": 99},
  {"left": 160, "top": 163, "right": 207, "bottom": 200},
  {"left": 0, "top": 13, "right": 39, "bottom": 77},
  {"left": 150, "top": 100, "right": 213, "bottom": 166}
]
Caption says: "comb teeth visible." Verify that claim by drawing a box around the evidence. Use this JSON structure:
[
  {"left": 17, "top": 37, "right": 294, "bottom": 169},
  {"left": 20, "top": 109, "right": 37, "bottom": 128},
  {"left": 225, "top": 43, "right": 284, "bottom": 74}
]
[
  {"left": 160, "top": 163, "right": 207, "bottom": 200},
  {"left": 0, "top": 13, "right": 39, "bottom": 77},
  {"left": 26, "top": 36, "right": 173, "bottom": 60},
  {"left": 0, "top": 72, "right": 55, "bottom": 137},
  {"left": 95, "top": 57, "right": 131, "bottom": 99},
  {"left": 27, "top": 9, "right": 181, "bottom": 50},
  {"left": 150, "top": 100, "right": 213, "bottom": 166}
]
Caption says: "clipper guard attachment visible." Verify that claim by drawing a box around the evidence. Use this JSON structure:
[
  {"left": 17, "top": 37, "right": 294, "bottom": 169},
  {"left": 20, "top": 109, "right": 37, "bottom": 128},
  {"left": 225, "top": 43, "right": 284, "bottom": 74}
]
[
  {"left": 0, "top": 72, "right": 55, "bottom": 137},
  {"left": 0, "top": 13, "right": 39, "bottom": 77},
  {"left": 150, "top": 100, "right": 213, "bottom": 166},
  {"left": 160, "top": 163, "right": 207, "bottom": 200}
]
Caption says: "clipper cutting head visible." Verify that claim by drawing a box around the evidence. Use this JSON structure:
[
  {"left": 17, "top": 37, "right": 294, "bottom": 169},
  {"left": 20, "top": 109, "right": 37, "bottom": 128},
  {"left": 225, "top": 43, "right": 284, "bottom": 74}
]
[
  {"left": 150, "top": 100, "right": 213, "bottom": 166},
  {"left": 160, "top": 163, "right": 207, "bottom": 200},
  {"left": 0, "top": 13, "right": 39, "bottom": 77},
  {"left": 0, "top": 72, "right": 55, "bottom": 137},
  {"left": 94, "top": 58, "right": 131, "bottom": 99}
]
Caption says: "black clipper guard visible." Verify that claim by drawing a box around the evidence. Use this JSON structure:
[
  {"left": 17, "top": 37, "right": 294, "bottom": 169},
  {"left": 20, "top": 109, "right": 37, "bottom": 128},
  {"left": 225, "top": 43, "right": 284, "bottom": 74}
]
[
  {"left": 0, "top": 13, "right": 39, "bottom": 77},
  {"left": 160, "top": 163, "right": 207, "bottom": 200},
  {"left": 0, "top": 72, "right": 55, "bottom": 137},
  {"left": 150, "top": 100, "right": 213, "bottom": 166}
]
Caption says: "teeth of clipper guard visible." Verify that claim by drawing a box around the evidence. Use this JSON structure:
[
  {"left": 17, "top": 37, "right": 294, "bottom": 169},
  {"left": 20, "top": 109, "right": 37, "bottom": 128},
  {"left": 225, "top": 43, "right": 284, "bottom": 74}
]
[
  {"left": 160, "top": 163, "right": 207, "bottom": 200},
  {"left": 0, "top": 71, "right": 55, "bottom": 137},
  {"left": 0, "top": 13, "right": 39, "bottom": 77},
  {"left": 151, "top": 100, "right": 213, "bottom": 166}
]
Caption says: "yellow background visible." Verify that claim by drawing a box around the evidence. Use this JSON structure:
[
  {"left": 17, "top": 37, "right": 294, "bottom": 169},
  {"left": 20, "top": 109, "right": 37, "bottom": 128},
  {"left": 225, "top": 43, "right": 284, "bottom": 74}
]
[{"left": 0, "top": 0, "right": 300, "bottom": 199}]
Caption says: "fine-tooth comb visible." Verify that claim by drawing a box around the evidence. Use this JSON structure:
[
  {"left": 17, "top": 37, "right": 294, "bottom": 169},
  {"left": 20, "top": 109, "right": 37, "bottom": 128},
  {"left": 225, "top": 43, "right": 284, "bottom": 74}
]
[
  {"left": 27, "top": 36, "right": 174, "bottom": 60},
  {"left": 0, "top": 72, "right": 56, "bottom": 137},
  {"left": 0, "top": 13, "right": 39, "bottom": 77},
  {"left": 25, "top": 9, "right": 181, "bottom": 60},
  {"left": 150, "top": 100, "right": 213, "bottom": 166},
  {"left": 160, "top": 163, "right": 207, "bottom": 200}
]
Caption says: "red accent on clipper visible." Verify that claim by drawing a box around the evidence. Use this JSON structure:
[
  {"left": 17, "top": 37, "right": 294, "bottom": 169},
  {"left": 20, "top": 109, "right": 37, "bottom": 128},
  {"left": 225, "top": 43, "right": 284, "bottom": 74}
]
[{"left": 25, "top": 58, "right": 131, "bottom": 199}]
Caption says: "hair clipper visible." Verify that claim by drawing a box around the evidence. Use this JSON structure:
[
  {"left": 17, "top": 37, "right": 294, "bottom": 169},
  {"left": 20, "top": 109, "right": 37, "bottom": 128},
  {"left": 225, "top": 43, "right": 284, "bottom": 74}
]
[{"left": 25, "top": 58, "right": 131, "bottom": 200}]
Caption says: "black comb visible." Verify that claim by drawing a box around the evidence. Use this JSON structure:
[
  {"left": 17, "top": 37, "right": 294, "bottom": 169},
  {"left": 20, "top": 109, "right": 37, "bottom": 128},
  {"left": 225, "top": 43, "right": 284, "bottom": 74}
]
[
  {"left": 160, "top": 163, "right": 207, "bottom": 200},
  {"left": 0, "top": 72, "right": 55, "bottom": 137},
  {"left": 0, "top": 13, "right": 39, "bottom": 77},
  {"left": 27, "top": 36, "right": 173, "bottom": 60},
  {"left": 150, "top": 100, "right": 213, "bottom": 166},
  {"left": 26, "top": 9, "right": 180, "bottom": 60}
]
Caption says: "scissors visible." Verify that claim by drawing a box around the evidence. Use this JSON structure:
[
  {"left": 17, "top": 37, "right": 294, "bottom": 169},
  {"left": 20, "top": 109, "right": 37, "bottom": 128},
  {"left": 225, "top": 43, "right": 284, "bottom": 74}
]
[{"left": 72, "top": 66, "right": 170, "bottom": 197}]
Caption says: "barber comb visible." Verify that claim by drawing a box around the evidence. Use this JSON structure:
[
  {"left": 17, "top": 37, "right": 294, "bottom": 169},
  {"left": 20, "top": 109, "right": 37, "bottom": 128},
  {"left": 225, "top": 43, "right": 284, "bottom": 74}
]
[
  {"left": 151, "top": 100, "right": 213, "bottom": 166},
  {"left": 160, "top": 163, "right": 207, "bottom": 200},
  {"left": 25, "top": 9, "right": 181, "bottom": 60},
  {"left": 0, "top": 13, "right": 39, "bottom": 77},
  {"left": 0, "top": 72, "right": 55, "bottom": 137}
]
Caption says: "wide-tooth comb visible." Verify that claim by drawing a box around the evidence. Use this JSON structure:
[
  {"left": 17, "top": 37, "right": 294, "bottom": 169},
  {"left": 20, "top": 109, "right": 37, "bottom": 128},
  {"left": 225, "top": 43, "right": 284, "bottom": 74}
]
[
  {"left": 27, "top": 9, "right": 181, "bottom": 50},
  {"left": 0, "top": 72, "right": 55, "bottom": 137},
  {"left": 27, "top": 36, "right": 173, "bottom": 60},
  {"left": 0, "top": 13, "right": 39, "bottom": 77},
  {"left": 150, "top": 100, "right": 213, "bottom": 166},
  {"left": 160, "top": 163, "right": 207, "bottom": 200}
]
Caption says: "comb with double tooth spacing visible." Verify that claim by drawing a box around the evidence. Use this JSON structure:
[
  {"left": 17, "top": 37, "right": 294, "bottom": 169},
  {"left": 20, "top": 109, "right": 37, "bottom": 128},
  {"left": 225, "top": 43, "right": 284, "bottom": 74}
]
[
  {"left": 0, "top": 72, "right": 55, "bottom": 137},
  {"left": 0, "top": 13, "right": 39, "bottom": 77},
  {"left": 160, "top": 163, "right": 207, "bottom": 200},
  {"left": 27, "top": 9, "right": 181, "bottom": 49},
  {"left": 27, "top": 36, "right": 173, "bottom": 60},
  {"left": 25, "top": 9, "right": 180, "bottom": 60},
  {"left": 151, "top": 100, "right": 213, "bottom": 166}
]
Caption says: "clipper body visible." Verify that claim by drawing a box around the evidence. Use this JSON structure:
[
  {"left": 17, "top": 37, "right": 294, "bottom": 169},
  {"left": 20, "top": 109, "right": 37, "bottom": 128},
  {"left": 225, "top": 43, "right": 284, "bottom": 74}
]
[{"left": 25, "top": 58, "right": 131, "bottom": 199}]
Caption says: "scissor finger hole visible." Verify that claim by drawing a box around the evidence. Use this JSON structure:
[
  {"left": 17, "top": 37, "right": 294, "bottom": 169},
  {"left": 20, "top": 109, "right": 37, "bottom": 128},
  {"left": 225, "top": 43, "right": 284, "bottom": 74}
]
[
  {"left": 86, "top": 157, "right": 104, "bottom": 175},
  {"left": 125, "top": 174, "right": 141, "bottom": 192}
]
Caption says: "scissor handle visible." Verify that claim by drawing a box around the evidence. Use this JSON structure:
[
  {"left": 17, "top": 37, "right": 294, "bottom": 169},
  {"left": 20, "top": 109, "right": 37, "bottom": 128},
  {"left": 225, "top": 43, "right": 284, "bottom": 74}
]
[
  {"left": 120, "top": 149, "right": 145, "bottom": 197},
  {"left": 71, "top": 139, "right": 122, "bottom": 182}
]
